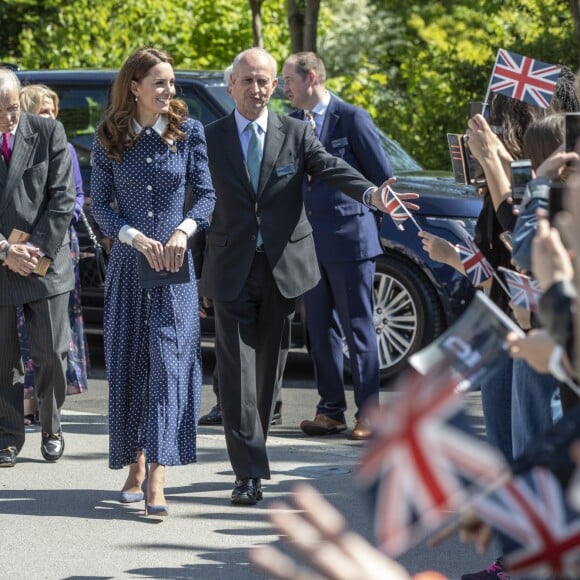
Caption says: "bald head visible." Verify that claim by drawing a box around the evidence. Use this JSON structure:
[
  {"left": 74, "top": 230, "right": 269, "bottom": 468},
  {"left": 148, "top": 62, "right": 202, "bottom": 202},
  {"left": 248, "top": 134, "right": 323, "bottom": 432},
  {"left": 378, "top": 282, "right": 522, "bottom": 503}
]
[
  {"left": 0, "top": 67, "right": 21, "bottom": 93},
  {"left": 0, "top": 67, "right": 22, "bottom": 133},
  {"left": 233, "top": 48, "right": 277, "bottom": 79},
  {"left": 230, "top": 48, "right": 278, "bottom": 120}
]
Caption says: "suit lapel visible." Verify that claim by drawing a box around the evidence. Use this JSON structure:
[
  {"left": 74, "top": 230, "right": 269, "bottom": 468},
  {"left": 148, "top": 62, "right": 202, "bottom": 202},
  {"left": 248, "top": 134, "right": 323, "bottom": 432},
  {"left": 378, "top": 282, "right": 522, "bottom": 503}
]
[
  {"left": 0, "top": 114, "right": 38, "bottom": 217},
  {"left": 221, "top": 113, "right": 255, "bottom": 197},
  {"left": 0, "top": 151, "right": 7, "bottom": 188},
  {"left": 320, "top": 98, "right": 339, "bottom": 145},
  {"left": 258, "top": 112, "right": 284, "bottom": 197}
]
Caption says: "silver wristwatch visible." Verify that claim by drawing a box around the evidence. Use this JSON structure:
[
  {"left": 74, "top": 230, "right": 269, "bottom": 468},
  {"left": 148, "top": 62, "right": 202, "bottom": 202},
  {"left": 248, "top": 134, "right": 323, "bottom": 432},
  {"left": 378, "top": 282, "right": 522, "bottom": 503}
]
[
  {"left": 0, "top": 241, "right": 11, "bottom": 262},
  {"left": 363, "top": 188, "right": 375, "bottom": 208}
]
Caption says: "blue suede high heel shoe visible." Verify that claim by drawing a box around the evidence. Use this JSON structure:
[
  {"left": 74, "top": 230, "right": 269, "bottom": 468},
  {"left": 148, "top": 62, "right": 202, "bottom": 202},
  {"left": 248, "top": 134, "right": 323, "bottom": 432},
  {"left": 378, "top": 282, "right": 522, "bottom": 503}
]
[
  {"left": 119, "top": 490, "right": 145, "bottom": 504},
  {"left": 119, "top": 455, "right": 146, "bottom": 503},
  {"left": 143, "top": 462, "right": 169, "bottom": 517}
]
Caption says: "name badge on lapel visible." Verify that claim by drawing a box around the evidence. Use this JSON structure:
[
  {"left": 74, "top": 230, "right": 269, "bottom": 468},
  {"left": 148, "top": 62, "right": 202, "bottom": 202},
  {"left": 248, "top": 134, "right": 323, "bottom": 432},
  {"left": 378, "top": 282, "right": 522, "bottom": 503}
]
[
  {"left": 276, "top": 163, "right": 296, "bottom": 177},
  {"left": 331, "top": 137, "right": 349, "bottom": 149}
]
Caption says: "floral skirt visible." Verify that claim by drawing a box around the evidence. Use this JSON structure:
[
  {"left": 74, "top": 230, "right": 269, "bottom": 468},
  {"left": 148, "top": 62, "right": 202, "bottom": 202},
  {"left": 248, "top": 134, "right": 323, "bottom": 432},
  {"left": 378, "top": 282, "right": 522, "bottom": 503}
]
[{"left": 18, "top": 226, "right": 89, "bottom": 406}]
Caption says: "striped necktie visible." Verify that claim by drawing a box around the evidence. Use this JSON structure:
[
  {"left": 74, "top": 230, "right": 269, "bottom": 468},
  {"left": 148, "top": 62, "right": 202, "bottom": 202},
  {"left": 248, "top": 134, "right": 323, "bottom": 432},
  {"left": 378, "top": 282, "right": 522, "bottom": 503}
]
[{"left": 305, "top": 111, "right": 317, "bottom": 134}]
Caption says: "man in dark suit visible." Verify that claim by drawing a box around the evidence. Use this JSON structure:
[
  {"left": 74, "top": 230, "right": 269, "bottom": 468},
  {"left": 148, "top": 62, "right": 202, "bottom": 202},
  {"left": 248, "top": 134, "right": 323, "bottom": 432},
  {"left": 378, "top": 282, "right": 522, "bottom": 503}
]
[
  {"left": 0, "top": 68, "right": 76, "bottom": 467},
  {"left": 201, "top": 48, "right": 417, "bottom": 505},
  {"left": 283, "top": 52, "right": 393, "bottom": 441}
]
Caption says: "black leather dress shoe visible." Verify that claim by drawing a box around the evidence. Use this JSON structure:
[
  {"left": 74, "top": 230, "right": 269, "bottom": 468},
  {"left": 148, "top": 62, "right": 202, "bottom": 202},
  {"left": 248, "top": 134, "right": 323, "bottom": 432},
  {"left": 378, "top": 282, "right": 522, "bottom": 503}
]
[
  {"left": 0, "top": 446, "right": 17, "bottom": 468},
  {"left": 231, "top": 478, "right": 262, "bottom": 505},
  {"left": 198, "top": 404, "right": 223, "bottom": 425},
  {"left": 41, "top": 430, "right": 65, "bottom": 462}
]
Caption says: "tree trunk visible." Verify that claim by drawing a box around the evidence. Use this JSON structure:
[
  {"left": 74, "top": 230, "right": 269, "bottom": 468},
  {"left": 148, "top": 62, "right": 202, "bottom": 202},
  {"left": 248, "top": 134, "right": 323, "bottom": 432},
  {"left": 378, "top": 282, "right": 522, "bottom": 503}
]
[
  {"left": 248, "top": 0, "right": 264, "bottom": 47},
  {"left": 287, "top": 0, "right": 305, "bottom": 53},
  {"left": 570, "top": 0, "right": 580, "bottom": 67},
  {"left": 303, "top": 0, "right": 321, "bottom": 52}
]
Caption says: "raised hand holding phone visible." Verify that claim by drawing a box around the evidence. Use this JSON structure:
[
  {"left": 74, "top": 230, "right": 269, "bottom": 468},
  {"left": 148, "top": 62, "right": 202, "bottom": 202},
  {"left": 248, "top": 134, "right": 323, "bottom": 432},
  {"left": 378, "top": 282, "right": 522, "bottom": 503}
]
[{"left": 509, "top": 159, "right": 533, "bottom": 205}]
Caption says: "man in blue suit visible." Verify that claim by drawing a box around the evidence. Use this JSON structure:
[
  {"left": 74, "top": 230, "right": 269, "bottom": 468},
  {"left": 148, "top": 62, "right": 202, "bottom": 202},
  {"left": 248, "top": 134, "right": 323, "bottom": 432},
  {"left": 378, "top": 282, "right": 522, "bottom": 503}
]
[{"left": 282, "top": 52, "right": 393, "bottom": 440}]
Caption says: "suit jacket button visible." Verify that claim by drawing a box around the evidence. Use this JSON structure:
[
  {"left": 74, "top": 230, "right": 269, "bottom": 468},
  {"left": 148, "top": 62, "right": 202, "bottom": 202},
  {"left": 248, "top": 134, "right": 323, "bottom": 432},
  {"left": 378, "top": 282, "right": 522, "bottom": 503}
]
[{"left": 250, "top": 235, "right": 256, "bottom": 241}]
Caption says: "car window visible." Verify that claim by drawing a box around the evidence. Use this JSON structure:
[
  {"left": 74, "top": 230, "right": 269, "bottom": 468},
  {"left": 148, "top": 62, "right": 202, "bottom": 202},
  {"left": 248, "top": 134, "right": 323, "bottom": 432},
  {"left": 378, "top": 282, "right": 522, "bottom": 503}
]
[
  {"left": 48, "top": 84, "right": 109, "bottom": 169},
  {"left": 378, "top": 132, "right": 423, "bottom": 173},
  {"left": 174, "top": 83, "right": 224, "bottom": 125},
  {"left": 202, "top": 85, "right": 235, "bottom": 114}
]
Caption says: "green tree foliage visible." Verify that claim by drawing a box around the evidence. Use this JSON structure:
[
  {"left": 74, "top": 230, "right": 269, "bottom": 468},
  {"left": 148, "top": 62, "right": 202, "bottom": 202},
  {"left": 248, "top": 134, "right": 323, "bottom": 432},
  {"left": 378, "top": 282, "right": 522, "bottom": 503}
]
[
  {"left": 5, "top": 0, "right": 289, "bottom": 70},
  {"left": 321, "top": 0, "right": 578, "bottom": 168},
  {"left": 2, "top": 0, "right": 578, "bottom": 169}
]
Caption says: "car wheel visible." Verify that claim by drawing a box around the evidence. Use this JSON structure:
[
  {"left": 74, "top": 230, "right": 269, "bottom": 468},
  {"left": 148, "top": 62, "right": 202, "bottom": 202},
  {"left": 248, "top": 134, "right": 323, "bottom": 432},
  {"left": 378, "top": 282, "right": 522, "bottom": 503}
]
[{"left": 343, "top": 255, "right": 445, "bottom": 382}]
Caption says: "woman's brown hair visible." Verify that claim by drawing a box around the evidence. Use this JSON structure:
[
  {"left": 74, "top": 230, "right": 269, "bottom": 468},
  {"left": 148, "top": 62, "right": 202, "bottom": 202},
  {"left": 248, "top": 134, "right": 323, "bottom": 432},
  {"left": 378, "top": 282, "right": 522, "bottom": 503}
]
[
  {"left": 96, "top": 47, "right": 188, "bottom": 162},
  {"left": 523, "top": 113, "right": 564, "bottom": 171}
]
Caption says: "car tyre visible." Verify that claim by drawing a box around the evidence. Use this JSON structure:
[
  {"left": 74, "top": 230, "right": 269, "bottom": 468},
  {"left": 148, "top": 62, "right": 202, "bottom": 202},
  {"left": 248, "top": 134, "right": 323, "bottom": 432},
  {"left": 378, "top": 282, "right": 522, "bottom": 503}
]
[{"left": 343, "top": 254, "right": 445, "bottom": 382}]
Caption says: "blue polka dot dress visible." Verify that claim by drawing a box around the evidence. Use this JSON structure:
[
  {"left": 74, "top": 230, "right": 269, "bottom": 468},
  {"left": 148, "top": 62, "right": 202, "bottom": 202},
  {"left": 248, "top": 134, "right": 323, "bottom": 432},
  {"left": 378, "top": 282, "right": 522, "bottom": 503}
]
[{"left": 90, "top": 117, "right": 215, "bottom": 469}]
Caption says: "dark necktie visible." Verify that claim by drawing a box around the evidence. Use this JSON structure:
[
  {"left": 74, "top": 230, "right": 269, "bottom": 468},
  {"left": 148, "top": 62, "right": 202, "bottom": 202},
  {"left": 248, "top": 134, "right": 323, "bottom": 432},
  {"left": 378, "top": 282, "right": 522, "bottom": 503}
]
[{"left": 2, "top": 133, "right": 11, "bottom": 165}]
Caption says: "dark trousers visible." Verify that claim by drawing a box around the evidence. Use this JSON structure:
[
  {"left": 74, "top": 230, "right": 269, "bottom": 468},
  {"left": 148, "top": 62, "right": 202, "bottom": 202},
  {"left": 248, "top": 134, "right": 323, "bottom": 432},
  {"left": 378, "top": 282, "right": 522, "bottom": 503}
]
[
  {"left": 303, "top": 258, "right": 379, "bottom": 421},
  {"left": 0, "top": 293, "right": 70, "bottom": 451},
  {"left": 211, "top": 333, "right": 287, "bottom": 405},
  {"left": 214, "top": 253, "right": 294, "bottom": 480}
]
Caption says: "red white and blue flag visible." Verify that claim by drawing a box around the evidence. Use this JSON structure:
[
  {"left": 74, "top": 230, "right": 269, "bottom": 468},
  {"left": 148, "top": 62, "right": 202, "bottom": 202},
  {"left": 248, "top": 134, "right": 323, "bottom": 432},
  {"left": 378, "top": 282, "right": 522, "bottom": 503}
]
[
  {"left": 456, "top": 235, "right": 495, "bottom": 287},
  {"left": 356, "top": 368, "right": 506, "bottom": 556},
  {"left": 381, "top": 185, "right": 420, "bottom": 231},
  {"left": 489, "top": 49, "right": 561, "bottom": 109},
  {"left": 474, "top": 467, "right": 580, "bottom": 576},
  {"left": 498, "top": 266, "right": 542, "bottom": 311},
  {"left": 409, "top": 291, "right": 525, "bottom": 393}
]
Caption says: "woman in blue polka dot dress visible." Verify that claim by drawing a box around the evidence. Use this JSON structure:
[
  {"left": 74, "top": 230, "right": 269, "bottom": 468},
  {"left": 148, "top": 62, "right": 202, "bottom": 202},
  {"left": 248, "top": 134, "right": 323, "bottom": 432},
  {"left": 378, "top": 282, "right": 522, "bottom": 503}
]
[{"left": 90, "top": 47, "right": 216, "bottom": 516}]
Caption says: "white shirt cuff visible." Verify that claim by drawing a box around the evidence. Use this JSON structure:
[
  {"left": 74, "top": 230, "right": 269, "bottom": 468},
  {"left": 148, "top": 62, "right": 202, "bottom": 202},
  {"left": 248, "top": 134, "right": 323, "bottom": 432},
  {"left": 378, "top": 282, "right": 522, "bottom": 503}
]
[
  {"left": 119, "top": 225, "right": 141, "bottom": 246},
  {"left": 176, "top": 218, "right": 197, "bottom": 238},
  {"left": 362, "top": 186, "right": 378, "bottom": 209},
  {"left": 26, "top": 241, "right": 44, "bottom": 257}
]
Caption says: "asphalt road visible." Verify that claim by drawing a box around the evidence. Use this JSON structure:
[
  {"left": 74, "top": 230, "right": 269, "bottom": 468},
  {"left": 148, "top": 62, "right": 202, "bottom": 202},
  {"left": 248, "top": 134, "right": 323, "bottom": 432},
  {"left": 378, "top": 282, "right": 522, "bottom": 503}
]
[{"left": 0, "top": 338, "right": 497, "bottom": 579}]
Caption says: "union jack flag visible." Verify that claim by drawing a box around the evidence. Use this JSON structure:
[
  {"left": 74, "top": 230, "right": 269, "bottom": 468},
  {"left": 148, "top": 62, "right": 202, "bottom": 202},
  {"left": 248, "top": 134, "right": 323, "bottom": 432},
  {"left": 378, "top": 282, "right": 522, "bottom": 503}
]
[
  {"left": 356, "top": 368, "right": 507, "bottom": 556},
  {"left": 489, "top": 49, "right": 561, "bottom": 109},
  {"left": 380, "top": 185, "right": 419, "bottom": 231},
  {"left": 455, "top": 235, "right": 495, "bottom": 287},
  {"left": 498, "top": 266, "right": 542, "bottom": 311},
  {"left": 474, "top": 467, "right": 580, "bottom": 576}
]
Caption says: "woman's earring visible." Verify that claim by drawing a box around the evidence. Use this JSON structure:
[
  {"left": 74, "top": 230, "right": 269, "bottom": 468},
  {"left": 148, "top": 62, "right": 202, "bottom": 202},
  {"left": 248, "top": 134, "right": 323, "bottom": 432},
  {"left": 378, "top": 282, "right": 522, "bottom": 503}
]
[{"left": 134, "top": 95, "right": 139, "bottom": 102}]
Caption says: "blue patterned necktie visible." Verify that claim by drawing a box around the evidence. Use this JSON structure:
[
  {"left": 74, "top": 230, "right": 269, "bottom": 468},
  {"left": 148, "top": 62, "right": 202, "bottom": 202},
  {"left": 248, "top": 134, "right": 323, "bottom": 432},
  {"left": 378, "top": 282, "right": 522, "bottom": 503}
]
[
  {"left": 305, "top": 111, "right": 317, "bottom": 134},
  {"left": 246, "top": 121, "right": 262, "bottom": 193}
]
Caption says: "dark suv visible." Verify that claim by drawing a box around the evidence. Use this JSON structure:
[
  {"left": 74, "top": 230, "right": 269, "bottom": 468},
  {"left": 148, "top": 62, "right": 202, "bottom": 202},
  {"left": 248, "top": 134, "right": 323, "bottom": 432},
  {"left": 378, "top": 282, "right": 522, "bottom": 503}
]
[{"left": 15, "top": 68, "right": 482, "bottom": 380}]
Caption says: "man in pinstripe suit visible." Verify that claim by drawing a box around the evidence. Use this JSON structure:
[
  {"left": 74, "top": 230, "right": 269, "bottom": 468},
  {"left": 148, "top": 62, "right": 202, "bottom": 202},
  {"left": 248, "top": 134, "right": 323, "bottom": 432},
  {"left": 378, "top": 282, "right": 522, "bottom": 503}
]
[{"left": 0, "top": 68, "right": 76, "bottom": 467}]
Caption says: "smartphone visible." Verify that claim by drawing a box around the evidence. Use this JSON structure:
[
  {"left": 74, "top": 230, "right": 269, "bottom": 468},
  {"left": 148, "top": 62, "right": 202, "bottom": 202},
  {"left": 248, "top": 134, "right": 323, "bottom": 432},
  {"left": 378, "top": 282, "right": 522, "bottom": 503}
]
[
  {"left": 565, "top": 112, "right": 580, "bottom": 153},
  {"left": 549, "top": 183, "right": 565, "bottom": 224},
  {"left": 464, "top": 138, "right": 485, "bottom": 184},
  {"left": 447, "top": 133, "right": 484, "bottom": 185},
  {"left": 468, "top": 101, "right": 484, "bottom": 118},
  {"left": 510, "top": 159, "right": 533, "bottom": 205}
]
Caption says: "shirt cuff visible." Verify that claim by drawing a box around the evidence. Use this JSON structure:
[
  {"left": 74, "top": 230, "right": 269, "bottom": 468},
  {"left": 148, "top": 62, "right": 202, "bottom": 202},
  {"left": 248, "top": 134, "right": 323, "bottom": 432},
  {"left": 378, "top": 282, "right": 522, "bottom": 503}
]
[
  {"left": 176, "top": 218, "right": 198, "bottom": 238},
  {"left": 119, "top": 225, "right": 141, "bottom": 246},
  {"left": 26, "top": 241, "right": 44, "bottom": 257},
  {"left": 362, "top": 186, "right": 378, "bottom": 209}
]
